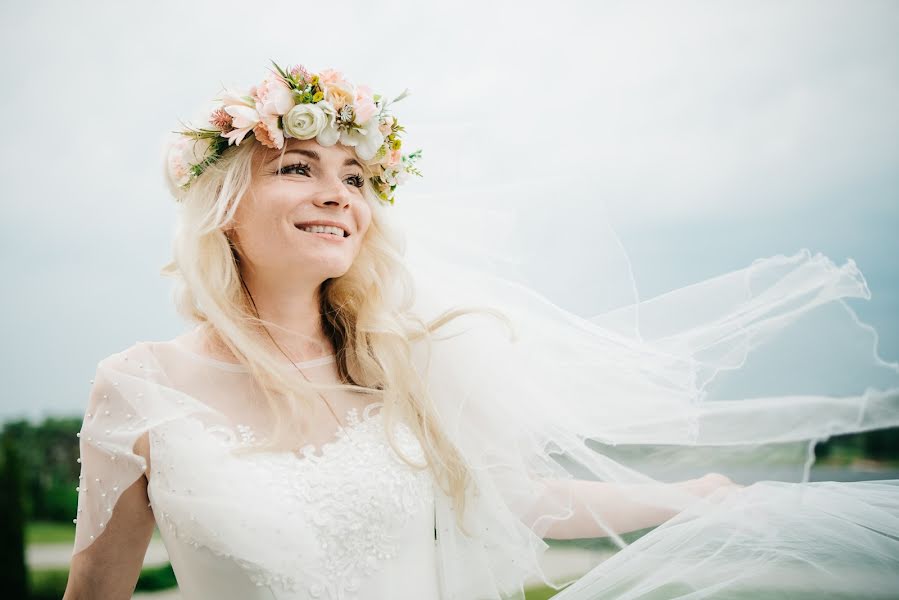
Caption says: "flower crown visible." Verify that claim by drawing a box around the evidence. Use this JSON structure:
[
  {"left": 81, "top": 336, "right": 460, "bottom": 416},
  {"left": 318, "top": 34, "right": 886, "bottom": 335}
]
[{"left": 166, "top": 60, "right": 422, "bottom": 204}]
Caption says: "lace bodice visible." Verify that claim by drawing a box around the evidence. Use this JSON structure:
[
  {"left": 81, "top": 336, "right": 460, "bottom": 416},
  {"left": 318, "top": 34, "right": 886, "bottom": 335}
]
[
  {"left": 157, "top": 401, "right": 436, "bottom": 599},
  {"left": 74, "top": 339, "right": 443, "bottom": 600}
]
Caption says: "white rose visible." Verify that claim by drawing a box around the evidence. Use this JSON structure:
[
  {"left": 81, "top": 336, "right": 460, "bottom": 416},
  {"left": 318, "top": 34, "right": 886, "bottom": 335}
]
[{"left": 282, "top": 103, "right": 327, "bottom": 140}]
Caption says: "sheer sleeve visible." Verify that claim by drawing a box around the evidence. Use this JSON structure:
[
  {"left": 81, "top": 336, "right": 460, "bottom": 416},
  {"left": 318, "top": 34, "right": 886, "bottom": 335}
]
[{"left": 72, "top": 348, "right": 151, "bottom": 556}]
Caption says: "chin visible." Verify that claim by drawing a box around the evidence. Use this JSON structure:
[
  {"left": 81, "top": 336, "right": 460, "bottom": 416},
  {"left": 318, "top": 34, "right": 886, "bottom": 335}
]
[
  {"left": 298, "top": 250, "right": 353, "bottom": 272},
  {"left": 319, "top": 261, "right": 354, "bottom": 280},
  {"left": 323, "top": 269, "right": 350, "bottom": 281}
]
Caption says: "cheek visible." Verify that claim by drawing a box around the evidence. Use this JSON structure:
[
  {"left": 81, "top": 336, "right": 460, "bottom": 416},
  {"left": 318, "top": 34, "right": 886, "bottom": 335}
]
[
  {"left": 233, "top": 196, "right": 289, "bottom": 254},
  {"left": 355, "top": 218, "right": 372, "bottom": 249},
  {"left": 357, "top": 201, "right": 374, "bottom": 236}
]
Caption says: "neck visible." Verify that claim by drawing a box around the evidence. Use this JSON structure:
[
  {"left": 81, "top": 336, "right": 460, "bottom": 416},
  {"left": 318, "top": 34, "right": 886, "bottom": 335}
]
[{"left": 234, "top": 266, "right": 333, "bottom": 361}]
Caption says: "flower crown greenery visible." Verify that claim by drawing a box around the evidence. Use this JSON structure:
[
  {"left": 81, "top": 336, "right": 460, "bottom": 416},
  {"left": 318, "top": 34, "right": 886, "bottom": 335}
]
[{"left": 166, "top": 60, "right": 422, "bottom": 204}]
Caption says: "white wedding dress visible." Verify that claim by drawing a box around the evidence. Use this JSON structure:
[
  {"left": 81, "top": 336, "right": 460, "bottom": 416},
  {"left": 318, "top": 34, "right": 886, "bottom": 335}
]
[
  {"left": 75, "top": 337, "right": 444, "bottom": 600},
  {"left": 73, "top": 180, "right": 899, "bottom": 599}
]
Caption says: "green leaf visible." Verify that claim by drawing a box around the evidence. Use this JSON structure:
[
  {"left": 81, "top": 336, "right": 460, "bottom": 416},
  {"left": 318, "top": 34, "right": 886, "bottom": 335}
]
[
  {"left": 270, "top": 59, "right": 289, "bottom": 81},
  {"left": 389, "top": 88, "right": 411, "bottom": 104}
]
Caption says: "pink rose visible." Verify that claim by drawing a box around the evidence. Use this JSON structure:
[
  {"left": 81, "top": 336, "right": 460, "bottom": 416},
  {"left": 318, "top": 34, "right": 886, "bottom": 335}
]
[
  {"left": 318, "top": 68, "right": 345, "bottom": 88},
  {"left": 254, "top": 72, "right": 294, "bottom": 117},
  {"left": 353, "top": 84, "right": 377, "bottom": 124},
  {"left": 166, "top": 135, "right": 212, "bottom": 188},
  {"left": 167, "top": 138, "right": 192, "bottom": 188}
]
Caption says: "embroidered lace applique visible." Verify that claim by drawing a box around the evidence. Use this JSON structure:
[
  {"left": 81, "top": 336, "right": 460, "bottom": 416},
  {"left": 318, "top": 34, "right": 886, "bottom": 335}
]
[{"left": 158, "top": 402, "right": 435, "bottom": 600}]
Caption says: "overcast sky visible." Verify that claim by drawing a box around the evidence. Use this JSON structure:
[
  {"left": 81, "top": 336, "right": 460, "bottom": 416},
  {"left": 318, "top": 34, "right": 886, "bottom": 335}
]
[{"left": 1, "top": 0, "right": 897, "bottom": 420}]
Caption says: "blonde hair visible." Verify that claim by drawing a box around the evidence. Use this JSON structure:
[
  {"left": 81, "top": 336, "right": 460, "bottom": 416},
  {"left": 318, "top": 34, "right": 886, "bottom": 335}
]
[{"left": 160, "top": 140, "right": 512, "bottom": 533}]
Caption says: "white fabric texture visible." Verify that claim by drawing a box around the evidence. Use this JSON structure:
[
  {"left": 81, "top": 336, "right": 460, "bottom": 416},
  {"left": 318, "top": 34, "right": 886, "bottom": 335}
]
[
  {"left": 75, "top": 343, "right": 442, "bottom": 599},
  {"left": 72, "top": 179, "right": 899, "bottom": 599}
]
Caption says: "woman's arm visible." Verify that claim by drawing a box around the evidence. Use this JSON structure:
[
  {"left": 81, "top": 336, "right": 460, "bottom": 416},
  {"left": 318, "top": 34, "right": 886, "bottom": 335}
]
[
  {"left": 63, "top": 434, "right": 156, "bottom": 600},
  {"left": 538, "top": 473, "right": 741, "bottom": 540}
]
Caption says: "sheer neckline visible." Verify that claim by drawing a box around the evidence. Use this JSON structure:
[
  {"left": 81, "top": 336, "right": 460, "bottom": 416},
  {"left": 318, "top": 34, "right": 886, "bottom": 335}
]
[{"left": 168, "top": 337, "right": 335, "bottom": 373}]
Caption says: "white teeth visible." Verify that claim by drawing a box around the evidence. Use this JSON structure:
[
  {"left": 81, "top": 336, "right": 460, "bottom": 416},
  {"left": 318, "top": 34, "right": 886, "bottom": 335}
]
[{"left": 299, "top": 225, "right": 345, "bottom": 237}]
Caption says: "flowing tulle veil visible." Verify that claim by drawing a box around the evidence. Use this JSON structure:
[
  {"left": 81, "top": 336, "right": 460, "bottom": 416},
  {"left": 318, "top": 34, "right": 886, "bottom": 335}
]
[{"left": 387, "top": 176, "right": 899, "bottom": 599}]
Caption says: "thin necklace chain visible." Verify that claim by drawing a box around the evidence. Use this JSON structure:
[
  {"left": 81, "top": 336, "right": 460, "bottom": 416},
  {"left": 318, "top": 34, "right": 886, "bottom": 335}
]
[{"left": 239, "top": 275, "right": 355, "bottom": 446}]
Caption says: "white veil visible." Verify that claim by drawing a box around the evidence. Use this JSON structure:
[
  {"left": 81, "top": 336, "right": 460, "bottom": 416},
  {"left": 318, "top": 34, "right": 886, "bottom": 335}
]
[{"left": 389, "top": 176, "right": 899, "bottom": 599}]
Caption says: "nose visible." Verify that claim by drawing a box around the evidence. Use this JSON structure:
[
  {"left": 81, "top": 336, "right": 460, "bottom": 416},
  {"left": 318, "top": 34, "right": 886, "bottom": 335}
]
[{"left": 314, "top": 174, "right": 354, "bottom": 209}]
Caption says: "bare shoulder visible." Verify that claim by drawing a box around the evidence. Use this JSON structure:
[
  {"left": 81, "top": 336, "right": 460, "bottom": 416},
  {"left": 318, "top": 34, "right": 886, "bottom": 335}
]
[
  {"left": 95, "top": 339, "right": 157, "bottom": 373},
  {"left": 98, "top": 327, "right": 204, "bottom": 372},
  {"left": 167, "top": 324, "right": 242, "bottom": 363}
]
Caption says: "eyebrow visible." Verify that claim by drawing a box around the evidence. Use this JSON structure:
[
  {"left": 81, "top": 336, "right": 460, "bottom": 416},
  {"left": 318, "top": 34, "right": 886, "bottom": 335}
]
[{"left": 274, "top": 148, "right": 363, "bottom": 170}]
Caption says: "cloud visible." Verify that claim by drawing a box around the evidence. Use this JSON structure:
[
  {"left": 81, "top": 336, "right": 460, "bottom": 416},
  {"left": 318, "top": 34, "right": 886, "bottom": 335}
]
[{"left": 0, "top": 0, "right": 896, "bottom": 419}]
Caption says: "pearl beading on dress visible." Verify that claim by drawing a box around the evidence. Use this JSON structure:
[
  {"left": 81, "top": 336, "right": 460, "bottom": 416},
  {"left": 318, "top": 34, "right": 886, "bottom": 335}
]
[{"left": 74, "top": 366, "right": 153, "bottom": 546}]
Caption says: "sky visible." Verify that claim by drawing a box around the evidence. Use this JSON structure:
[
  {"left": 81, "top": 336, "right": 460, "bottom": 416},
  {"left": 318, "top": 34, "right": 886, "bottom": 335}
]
[{"left": 1, "top": 0, "right": 897, "bottom": 420}]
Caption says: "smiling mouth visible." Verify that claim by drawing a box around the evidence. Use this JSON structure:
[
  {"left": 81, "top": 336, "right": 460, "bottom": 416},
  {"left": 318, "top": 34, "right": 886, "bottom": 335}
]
[{"left": 294, "top": 225, "right": 350, "bottom": 238}]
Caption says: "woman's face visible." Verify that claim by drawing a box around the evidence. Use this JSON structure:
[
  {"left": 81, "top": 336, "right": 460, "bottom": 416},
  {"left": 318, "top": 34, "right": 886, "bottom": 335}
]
[{"left": 228, "top": 138, "right": 373, "bottom": 283}]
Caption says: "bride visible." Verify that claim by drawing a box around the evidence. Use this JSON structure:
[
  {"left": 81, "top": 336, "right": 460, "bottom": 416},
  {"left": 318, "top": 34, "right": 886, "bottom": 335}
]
[{"left": 63, "top": 61, "right": 899, "bottom": 600}]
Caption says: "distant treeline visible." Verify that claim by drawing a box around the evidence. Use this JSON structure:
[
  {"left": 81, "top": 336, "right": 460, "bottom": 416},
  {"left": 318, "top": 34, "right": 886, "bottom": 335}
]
[
  {"left": 815, "top": 425, "right": 899, "bottom": 464},
  {"left": 1, "top": 416, "right": 898, "bottom": 524},
  {"left": 2, "top": 417, "right": 81, "bottom": 523}
]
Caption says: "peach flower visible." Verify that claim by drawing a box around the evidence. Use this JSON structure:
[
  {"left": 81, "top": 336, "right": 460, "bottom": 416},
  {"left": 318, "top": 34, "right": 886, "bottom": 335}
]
[
  {"left": 253, "top": 117, "right": 284, "bottom": 150},
  {"left": 324, "top": 82, "right": 354, "bottom": 112}
]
